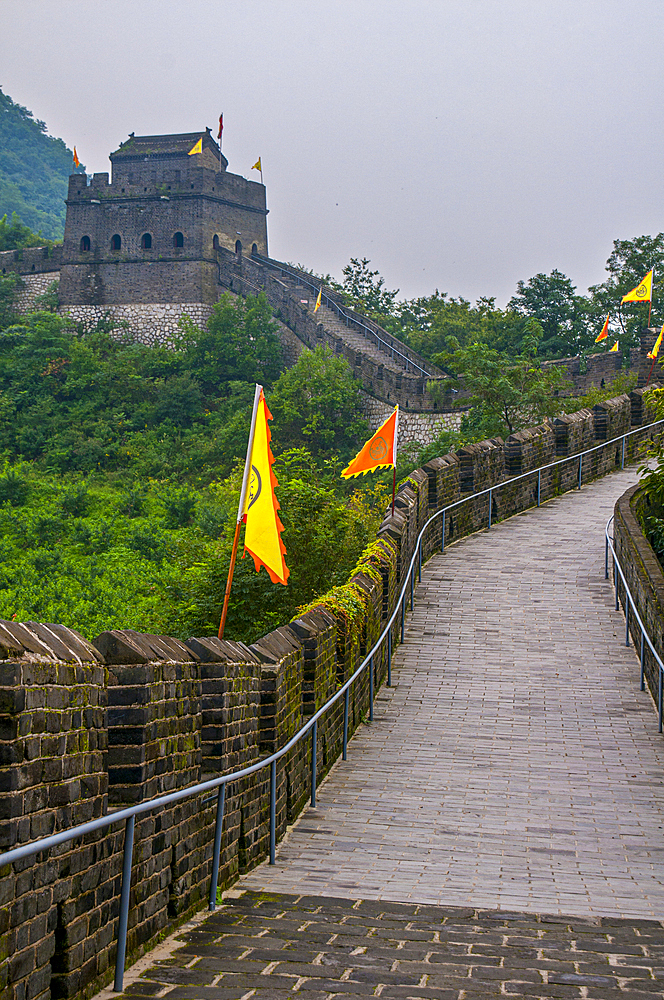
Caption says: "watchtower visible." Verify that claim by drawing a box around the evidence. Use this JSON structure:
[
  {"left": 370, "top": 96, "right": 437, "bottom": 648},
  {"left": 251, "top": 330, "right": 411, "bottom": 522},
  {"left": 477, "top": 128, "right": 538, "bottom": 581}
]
[{"left": 58, "top": 129, "right": 268, "bottom": 311}]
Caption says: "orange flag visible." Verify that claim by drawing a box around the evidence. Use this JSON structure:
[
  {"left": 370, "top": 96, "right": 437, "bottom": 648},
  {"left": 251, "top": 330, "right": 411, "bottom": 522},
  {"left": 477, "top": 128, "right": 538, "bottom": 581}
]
[
  {"left": 73, "top": 147, "right": 80, "bottom": 168},
  {"left": 595, "top": 314, "right": 610, "bottom": 343},
  {"left": 342, "top": 406, "right": 398, "bottom": 478},
  {"left": 242, "top": 389, "right": 289, "bottom": 585}
]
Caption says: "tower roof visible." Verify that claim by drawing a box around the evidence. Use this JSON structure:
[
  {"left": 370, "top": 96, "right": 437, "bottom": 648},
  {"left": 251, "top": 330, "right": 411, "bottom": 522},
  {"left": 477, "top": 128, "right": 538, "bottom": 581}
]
[{"left": 110, "top": 130, "right": 227, "bottom": 170}]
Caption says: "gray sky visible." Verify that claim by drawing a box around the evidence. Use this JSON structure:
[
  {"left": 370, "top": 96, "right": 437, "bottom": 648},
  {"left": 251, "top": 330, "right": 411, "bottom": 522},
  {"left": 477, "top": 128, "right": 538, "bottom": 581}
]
[{"left": 2, "top": 0, "right": 662, "bottom": 306}]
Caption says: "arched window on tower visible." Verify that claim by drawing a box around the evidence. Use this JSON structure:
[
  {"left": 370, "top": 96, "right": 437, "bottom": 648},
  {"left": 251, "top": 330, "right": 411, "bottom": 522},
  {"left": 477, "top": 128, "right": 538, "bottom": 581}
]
[
  {"left": 111, "top": 234, "right": 121, "bottom": 251},
  {"left": 213, "top": 235, "right": 220, "bottom": 250},
  {"left": 173, "top": 232, "right": 184, "bottom": 248},
  {"left": 251, "top": 243, "right": 258, "bottom": 256},
  {"left": 235, "top": 239, "right": 242, "bottom": 255},
  {"left": 80, "top": 235, "right": 91, "bottom": 252},
  {"left": 141, "top": 233, "right": 152, "bottom": 250}
]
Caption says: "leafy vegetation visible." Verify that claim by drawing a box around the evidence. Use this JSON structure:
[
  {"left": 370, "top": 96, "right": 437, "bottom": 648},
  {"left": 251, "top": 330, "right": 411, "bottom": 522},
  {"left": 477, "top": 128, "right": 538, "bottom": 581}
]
[
  {"left": 0, "top": 88, "right": 82, "bottom": 240},
  {"left": 0, "top": 278, "right": 385, "bottom": 641},
  {"left": 324, "top": 234, "right": 664, "bottom": 364}
]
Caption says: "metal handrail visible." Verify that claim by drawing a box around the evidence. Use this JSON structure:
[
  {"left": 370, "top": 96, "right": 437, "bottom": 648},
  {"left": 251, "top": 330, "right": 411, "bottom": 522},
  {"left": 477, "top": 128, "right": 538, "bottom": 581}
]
[
  {"left": 252, "top": 253, "right": 433, "bottom": 378},
  {"left": 2, "top": 415, "right": 663, "bottom": 992},
  {"left": 605, "top": 513, "right": 664, "bottom": 731}
]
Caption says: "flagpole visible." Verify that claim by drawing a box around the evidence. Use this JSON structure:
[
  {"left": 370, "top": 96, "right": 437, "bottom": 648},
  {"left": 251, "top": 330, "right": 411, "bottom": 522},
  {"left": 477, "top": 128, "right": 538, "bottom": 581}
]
[
  {"left": 218, "top": 383, "right": 263, "bottom": 639},
  {"left": 649, "top": 266, "right": 655, "bottom": 328},
  {"left": 392, "top": 405, "right": 399, "bottom": 516}
]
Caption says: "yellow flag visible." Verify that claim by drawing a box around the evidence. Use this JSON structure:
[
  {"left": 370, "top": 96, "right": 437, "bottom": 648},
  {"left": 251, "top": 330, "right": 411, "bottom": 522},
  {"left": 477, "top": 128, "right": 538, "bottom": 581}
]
[
  {"left": 342, "top": 406, "right": 399, "bottom": 478},
  {"left": 622, "top": 269, "right": 653, "bottom": 304},
  {"left": 609, "top": 341, "right": 619, "bottom": 352},
  {"left": 252, "top": 157, "right": 262, "bottom": 172},
  {"left": 188, "top": 138, "right": 203, "bottom": 156},
  {"left": 595, "top": 314, "right": 609, "bottom": 343},
  {"left": 648, "top": 324, "right": 664, "bottom": 359},
  {"left": 314, "top": 288, "right": 322, "bottom": 313},
  {"left": 243, "top": 390, "right": 289, "bottom": 585}
]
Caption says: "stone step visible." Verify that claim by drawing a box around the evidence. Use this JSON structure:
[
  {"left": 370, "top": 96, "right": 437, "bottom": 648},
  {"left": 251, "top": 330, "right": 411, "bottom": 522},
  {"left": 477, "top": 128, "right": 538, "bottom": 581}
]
[{"left": 280, "top": 278, "right": 423, "bottom": 376}]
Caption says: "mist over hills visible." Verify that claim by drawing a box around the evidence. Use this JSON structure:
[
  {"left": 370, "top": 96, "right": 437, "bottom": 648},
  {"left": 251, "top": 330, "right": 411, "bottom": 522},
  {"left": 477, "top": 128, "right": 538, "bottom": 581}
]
[{"left": 0, "top": 87, "right": 83, "bottom": 239}]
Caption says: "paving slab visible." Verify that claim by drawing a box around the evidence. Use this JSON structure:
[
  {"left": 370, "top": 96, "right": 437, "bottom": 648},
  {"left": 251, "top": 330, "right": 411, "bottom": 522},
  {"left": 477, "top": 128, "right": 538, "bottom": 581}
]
[
  {"left": 238, "top": 465, "right": 664, "bottom": 918},
  {"left": 113, "top": 889, "right": 664, "bottom": 1000}
]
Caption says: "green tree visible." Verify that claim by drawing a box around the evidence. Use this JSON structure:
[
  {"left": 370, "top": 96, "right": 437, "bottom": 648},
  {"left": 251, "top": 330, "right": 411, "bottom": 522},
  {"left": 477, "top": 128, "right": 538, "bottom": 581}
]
[
  {"left": 508, "top": 270, "right": 592, "bottom": 358},
  {"left": 0, "top": 272, "right": 20, "bottom": 331},
  {"left": 0, "top": 212, "right": 55, "bottom": 252},
  {"left": 341, "top": 257, "right": 399, "bottom": 321},
  {"left": 446, "top": 321, "right": 569, "bottom": 437},
  {"left": 589, "top": 234, "right": 664, "bottom": 350},
  {"left": 0, "top": 88, "right": 80, "bottom": 239},
  {"left": 178, "top": 292, "right": 282, "bottom": 392},
  {"left": 389, "top": 292, "right": 527, "bottom": 361},
  {"left": 268, "top": 346, "right": 368, "bottom": 461}
]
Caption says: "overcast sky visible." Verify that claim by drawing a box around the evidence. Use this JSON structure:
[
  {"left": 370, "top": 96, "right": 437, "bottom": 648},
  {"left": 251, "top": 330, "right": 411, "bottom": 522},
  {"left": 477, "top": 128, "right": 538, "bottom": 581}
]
[{"left": 2, "top": 0, "right": 662, "bottom": 306}]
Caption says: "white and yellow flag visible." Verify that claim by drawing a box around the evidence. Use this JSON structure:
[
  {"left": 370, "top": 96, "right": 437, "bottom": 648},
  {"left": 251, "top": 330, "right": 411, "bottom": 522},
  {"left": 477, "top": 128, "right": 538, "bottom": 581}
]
[
  {"left": 242, "top": 388, "right": 289, "bottom": 585},
  {"left": 622, "top": 269, "right": 653, "bottom": 304}
]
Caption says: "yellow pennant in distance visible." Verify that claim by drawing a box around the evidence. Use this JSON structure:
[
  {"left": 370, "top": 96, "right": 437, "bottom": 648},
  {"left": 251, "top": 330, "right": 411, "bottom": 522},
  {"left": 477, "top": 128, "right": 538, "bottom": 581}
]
[
  {"left": 648, "top": 324, "right": 664, "bottom": 359},
  {"left": 188, "top": 138, "right": 203, "bottom": 156},
  {"left": 252, "top": 157, "right": 262, "bottom": 172},
  {"left": 242, "top": 390, "right": 289, "bottom": 585},
  {"left": 609, "top": 341, "right": 619, "bottom": 352},
  {"left": 595, "top": 314, "right": 610, "bottom": 343},
  {"left": 342, "top": 406, "right": 399, "bottom": 478},
  {"left": 314, "top": 288, "right": 322, "bottom": 313},
  {"left": 622, "top": 269, "right": 653, "bottom": 304}
]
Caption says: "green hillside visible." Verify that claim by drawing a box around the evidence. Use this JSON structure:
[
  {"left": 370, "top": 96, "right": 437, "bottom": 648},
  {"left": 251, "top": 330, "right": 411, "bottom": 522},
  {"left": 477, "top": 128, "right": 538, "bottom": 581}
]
[{"left": 0, "top": 88, "right": 83, "bottom": 240}]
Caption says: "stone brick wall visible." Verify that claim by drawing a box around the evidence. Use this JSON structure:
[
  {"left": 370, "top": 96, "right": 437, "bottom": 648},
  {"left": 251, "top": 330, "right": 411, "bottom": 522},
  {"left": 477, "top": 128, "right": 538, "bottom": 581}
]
[{"left": 613, "top": 485, "right": 664, "bottom": 706}]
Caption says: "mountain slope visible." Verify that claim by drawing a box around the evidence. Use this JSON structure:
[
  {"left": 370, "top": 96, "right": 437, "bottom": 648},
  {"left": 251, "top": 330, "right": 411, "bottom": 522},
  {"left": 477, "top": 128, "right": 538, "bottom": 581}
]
[{"left": 0, "top": 87, "right": 84, "bottom": 240}]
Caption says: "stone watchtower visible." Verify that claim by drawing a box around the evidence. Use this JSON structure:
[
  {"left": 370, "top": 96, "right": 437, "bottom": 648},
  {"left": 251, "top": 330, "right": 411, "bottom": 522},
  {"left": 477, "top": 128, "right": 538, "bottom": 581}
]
[{"left": 57, "top": 129, "right": 268, "bottom": 341}]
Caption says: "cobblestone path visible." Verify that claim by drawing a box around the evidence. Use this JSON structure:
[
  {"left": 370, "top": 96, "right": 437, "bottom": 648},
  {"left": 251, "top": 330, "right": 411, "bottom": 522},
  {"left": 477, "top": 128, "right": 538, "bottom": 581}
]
[
  {"left": 114, "top": 465, "right": 664, "bottom": 1000},
  {"left": 239, "top": 464, "right": 664, "bottom": 919}
]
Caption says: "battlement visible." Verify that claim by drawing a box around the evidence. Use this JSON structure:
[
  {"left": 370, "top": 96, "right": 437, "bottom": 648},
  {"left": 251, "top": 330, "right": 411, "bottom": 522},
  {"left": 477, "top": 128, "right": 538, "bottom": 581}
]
[{"left": 57, "top": 130, "right": 268, "bottom": 308}]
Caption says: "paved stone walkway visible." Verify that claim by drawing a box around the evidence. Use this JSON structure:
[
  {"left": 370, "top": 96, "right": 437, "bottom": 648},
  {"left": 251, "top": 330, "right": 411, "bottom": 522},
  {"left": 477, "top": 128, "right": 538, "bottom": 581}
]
[
  {"left": 121, "top": 890, "right": 664, "bottom": 1000},
  {"left": 238, "top": 465, "right": 664, "bottom": 919},
  {"left": 114, "top": 465, "right": 664, "bottom": 1000}
]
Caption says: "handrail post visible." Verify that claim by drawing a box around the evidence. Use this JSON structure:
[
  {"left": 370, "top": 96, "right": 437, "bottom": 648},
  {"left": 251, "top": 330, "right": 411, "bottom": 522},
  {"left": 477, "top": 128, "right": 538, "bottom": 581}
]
[
  {"left": 311, "top": 720, "right": 318, "bottom": 807},
  {"left": 605, "top": 535, "right": 609, "bottom": 580},
  {"left": 418, "top": 541, "right": 422, "bottom": 583},
  {"left": 488, "top": 489, "right": 492, "bottom": 529},
  {"left": 659, "top": 667, "right": 663, "bottom": 734},
  {"left": 208, "top": 784, "right": 226, "bottom": 911},
  {"left": 641, "top": 631, "right": 646, "bottom": 691},
  {"left": 410, "top": 565, "right": 414, "bottom": 610},
  {"left": 578, "top": 453, "right": 582, "bottom": 489},
  {"left": 441, "top": 510, "right": 446, "bottom": 552},
  {"left": 369, "top": 656, "right": 374, "bottom": 722},
  {"left": 269, "top": 760, "right": 276, "bottom": 864},
  {"left": 537, "top": 469, "right": 541, "bottom": 507},
  {"left": 401, "top": 593, "right": 405, "bottom": 643},
  {"left": 621, "top": 435, "right": 626, "bottom": 469},
  {"left": 625, "top": 602, "right": 630, "bottom": 646},
  {"left": 615, "top": 560, "right": 619, "bottom": 611},
  {"left": 343, "top": 688, "right": 349, "bottom": 760},
  {"left": 387, "top": 628, "right": 392, "bottom": 686},
  {"left": 114, "top": 814, "right": 135, "bottom": 993}
]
